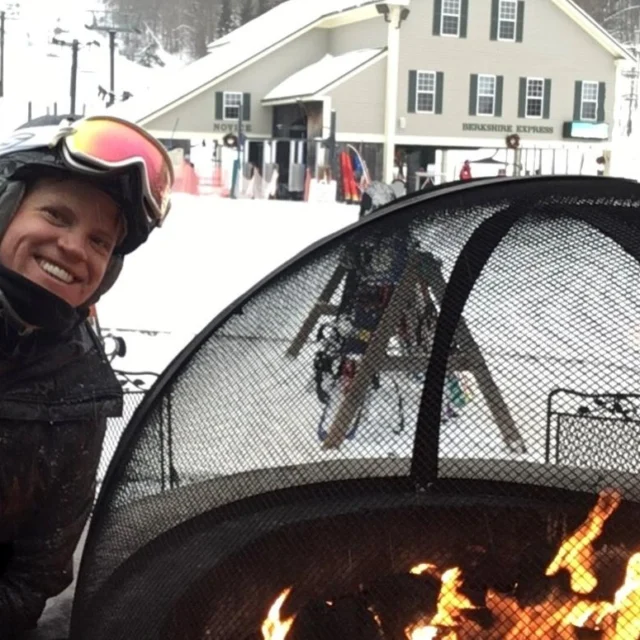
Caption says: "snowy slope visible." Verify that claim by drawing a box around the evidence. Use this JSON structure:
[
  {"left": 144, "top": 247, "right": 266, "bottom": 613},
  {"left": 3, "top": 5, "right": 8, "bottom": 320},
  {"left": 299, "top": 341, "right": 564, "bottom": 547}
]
[{"left": 0, "top": 0, "right": 183, "bottom": 136}]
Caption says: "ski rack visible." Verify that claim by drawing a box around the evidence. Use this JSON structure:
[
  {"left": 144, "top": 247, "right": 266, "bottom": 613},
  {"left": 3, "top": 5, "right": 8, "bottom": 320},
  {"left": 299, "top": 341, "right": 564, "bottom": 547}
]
[{"left": 287, "top": 248, "right": 522, "bottom": 451}]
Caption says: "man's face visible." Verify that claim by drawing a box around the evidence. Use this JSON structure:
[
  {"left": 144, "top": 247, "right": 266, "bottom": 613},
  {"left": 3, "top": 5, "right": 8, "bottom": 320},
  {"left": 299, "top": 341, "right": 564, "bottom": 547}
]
[{"left": 0, "top": 177, "right": 122, "bottom": 307}]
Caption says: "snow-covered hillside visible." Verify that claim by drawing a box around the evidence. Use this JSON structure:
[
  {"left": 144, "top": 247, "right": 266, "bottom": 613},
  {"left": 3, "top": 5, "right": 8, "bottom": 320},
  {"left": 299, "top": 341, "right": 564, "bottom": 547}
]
[{"left": 0, "top": 0, "right": 184, "bottom": 136}]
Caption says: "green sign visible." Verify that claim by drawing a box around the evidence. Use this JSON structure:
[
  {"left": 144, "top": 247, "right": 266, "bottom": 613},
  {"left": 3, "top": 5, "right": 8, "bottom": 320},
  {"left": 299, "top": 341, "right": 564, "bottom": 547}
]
[
  {"left": 213, "top": 122, "right": 253, "bottom": 133},
  {"left": 462, "top": 123, "right": 554, "bottom": 135}
]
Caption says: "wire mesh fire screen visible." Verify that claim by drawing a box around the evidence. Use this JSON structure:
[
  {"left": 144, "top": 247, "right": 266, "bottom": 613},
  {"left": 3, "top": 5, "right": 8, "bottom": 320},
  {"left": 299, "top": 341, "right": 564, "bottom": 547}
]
[{"left": 70, "top": 176, "right": 640, "bottom": 640}]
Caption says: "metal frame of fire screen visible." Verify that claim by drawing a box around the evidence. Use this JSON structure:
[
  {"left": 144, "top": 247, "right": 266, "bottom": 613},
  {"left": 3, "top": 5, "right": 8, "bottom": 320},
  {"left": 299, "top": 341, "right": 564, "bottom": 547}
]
[{"left": 72, "top": 175, "right": 640, "bottom": 635}]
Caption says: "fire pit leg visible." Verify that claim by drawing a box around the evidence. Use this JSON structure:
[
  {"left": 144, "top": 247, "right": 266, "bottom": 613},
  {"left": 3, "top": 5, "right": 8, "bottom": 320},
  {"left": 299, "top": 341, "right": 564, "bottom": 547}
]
[{"left": 323, "top": 255, "right": 421, "bottom": 449}]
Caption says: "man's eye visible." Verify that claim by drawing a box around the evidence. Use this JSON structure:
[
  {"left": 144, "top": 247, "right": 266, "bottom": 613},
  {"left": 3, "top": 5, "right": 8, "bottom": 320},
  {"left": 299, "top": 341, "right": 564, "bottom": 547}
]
[
  {"left": 43, "top": 208, "right": 64, "bottom": 222},
  {"left": 92, "top": 236, "right": 111, "bottom": 251}
]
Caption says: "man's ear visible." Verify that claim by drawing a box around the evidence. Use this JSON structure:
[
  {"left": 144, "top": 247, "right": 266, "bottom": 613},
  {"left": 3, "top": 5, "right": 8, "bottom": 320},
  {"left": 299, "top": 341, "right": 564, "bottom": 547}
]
[{"left": 0, "top": 181, "right": 26, "bottom": 243}]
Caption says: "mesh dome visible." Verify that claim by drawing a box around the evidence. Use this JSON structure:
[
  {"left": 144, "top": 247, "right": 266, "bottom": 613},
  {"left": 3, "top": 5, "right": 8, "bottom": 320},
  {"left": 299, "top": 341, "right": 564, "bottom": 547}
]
[{"left": 70, "top": 176, "right": 640, "bottom": 639}]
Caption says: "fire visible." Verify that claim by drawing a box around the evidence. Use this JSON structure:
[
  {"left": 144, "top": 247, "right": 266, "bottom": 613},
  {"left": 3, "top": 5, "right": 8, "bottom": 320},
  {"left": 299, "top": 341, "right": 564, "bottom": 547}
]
[
  {"left": 546, "top": 488, "right": 622, "bottom": 594},
  {"left": 260, "top": 488, "right": 640, "bottom": 639},
  {"left": 261, "top": 587, "right": 295, "bottom": 640},
  {"left": 405, "top": 564, "right": 477, "bottom": 638}
]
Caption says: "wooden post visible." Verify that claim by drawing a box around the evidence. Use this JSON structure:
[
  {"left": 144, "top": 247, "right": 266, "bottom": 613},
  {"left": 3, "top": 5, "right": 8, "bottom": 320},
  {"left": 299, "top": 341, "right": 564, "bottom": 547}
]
[
  {"left": 287, "top": 264, "right": 347, "bottom": 358},
  {"left": 421, "top": 253, "right": 524, "bottom": 453}
]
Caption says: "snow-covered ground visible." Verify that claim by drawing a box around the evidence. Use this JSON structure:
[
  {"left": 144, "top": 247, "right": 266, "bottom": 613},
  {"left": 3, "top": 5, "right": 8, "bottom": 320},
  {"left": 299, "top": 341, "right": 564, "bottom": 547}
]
[
  {"left": 98, "top": 195, "right": 360, "bottom": 359},
  {"left": 94, "top": 195, "right": 360, "bottom": 476}
]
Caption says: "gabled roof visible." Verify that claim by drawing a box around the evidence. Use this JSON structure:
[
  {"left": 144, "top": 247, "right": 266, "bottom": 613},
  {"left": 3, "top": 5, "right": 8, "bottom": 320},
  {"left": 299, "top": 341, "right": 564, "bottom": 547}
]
[
  {"left": 109, "top": 0, "right": 634, "bottom": 128},
  {"left": 263, "top": 48, "right": 387, "bottom": 104},
  {"left": 108, "top": 0, "right": 393, "bottom": 125},
  {"left": 552, "top": 0, "right": 634, "bottom": 61}
]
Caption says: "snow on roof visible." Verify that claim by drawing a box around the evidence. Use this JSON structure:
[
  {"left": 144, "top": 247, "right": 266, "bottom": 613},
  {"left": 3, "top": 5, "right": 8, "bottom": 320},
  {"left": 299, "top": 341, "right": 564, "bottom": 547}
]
[
  {"left": 263, "top": 48, "right": 386, "bottom": 102},
  {"left": 108, "top": 0, "right": 384, "bottom": 125}
]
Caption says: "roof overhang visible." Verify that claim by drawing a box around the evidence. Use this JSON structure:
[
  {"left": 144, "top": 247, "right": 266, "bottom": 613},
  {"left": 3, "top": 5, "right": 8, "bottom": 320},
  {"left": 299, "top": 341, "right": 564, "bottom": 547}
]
[
  {"left": 262, "top": 48, "right": 387, "bottom": 105},
  {"left": 128, "top": 1, "right": 395, "bottom": 127}
]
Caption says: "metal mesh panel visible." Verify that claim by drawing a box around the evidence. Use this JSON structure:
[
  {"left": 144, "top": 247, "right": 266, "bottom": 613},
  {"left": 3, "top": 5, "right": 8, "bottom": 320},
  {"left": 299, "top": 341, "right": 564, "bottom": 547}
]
[
  {"left": 98, "top": 390, "right": 147, "bottom": 482},
  {"left": 549, "top": 390, "right": 640, "bottom": 474},
  {"left": 71, "top": 178, "right": 640, "bottom": 640}
]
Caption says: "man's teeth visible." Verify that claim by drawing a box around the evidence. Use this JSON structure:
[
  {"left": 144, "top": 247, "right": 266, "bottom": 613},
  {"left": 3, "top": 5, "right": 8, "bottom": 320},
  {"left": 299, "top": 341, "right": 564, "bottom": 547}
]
[{"left": 38, "top": 259, "right": 74, "bottom": 284}]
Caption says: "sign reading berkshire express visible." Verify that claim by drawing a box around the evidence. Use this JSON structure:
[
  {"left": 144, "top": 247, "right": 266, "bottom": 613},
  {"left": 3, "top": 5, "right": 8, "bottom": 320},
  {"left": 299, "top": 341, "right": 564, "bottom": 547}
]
[{"left": 462, "top": 123, "right": 554, "bottom": 135}]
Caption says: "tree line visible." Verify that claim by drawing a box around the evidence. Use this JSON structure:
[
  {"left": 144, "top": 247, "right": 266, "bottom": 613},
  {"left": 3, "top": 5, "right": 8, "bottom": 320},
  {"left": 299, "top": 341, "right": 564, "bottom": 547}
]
[{"left": 103, "top": 0, "right": 640, "bottom": 66}]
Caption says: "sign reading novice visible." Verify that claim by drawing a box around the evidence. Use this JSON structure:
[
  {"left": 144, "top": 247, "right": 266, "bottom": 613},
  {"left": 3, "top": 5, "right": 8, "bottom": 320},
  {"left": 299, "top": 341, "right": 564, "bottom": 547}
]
[
  {"left": 213, "top": 122, "right": 253, "bottom": 133},
  {"left": 462, "top": 123, "right": 554, "bottom": 135}
]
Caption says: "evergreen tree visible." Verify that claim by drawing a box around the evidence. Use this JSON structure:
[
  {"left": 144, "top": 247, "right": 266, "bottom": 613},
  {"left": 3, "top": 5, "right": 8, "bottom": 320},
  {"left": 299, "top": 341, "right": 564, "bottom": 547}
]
[
  {"left": 215, "top": 0, "right": 234, "bottom": 38},
  {"left": 239, "top": 0, "right": 255, "bottom": 25}
]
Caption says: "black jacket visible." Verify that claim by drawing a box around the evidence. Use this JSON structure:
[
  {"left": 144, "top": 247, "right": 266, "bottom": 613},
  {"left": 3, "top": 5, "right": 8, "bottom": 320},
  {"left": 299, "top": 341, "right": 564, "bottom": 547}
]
[{"left": 0, "top": 320, "right": 122, "bottom": 637}]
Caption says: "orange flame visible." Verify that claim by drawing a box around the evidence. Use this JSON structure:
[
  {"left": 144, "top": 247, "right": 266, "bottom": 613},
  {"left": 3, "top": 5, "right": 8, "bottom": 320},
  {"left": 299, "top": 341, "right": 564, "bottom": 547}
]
[
  {"left": 405, "top": 565, "right": 476, "bottom": 639},
  {"left": 261, "top": 588, "right": 295, "bottom": 640},
  {"left": 546, "top": 488, "right": 622, "bottom": 594},
  {"left": 260, "top": 488, "right": 640, "bottom": 639}
]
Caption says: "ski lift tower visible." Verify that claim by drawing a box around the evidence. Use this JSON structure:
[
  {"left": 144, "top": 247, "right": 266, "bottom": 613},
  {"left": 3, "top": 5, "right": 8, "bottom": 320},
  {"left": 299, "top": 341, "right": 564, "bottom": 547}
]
[{"left": 85, "top": 11, "right": 141, "bottom": 107}]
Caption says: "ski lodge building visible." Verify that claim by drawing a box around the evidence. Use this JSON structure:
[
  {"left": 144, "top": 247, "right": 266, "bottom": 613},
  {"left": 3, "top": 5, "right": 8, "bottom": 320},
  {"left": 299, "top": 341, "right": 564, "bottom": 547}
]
[{"left": 110, "top": 0, "right": 634, "bottom": 193}]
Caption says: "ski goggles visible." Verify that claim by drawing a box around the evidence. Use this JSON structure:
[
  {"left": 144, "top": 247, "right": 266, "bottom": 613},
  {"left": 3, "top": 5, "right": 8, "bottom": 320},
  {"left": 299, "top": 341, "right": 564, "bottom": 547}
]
[{"left": 54, "top": 116, "right": 174, "bottom": 228}]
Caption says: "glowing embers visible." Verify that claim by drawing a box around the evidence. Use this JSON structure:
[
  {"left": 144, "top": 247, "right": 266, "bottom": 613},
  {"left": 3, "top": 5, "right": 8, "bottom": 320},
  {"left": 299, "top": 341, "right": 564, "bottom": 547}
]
[{"left": 259, "top": 489, "right": 640, "bottom": 640}]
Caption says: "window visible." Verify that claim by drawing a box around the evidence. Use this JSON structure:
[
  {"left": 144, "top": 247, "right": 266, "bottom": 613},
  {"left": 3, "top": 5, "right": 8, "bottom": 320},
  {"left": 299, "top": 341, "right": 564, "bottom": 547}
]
[
  {"left": 441, "top": 0, "right": 461, "bottom": 36},
  {"left": 477, "top": 75, "right": 496, "bottom": 116},
  {"left": 526, "top": 78, "right": 544, "bottom": 117},
  {"left": 498, "top": 0, "right": 517, "bottom": 40},
  {"left": 416, "top": 71, "right": 437, "bottom": 113},
  {"left": 581, "top": 82, "right": 598, "bottom": 121},
  {"left": 223, "top": 92, "right": 242, "bottom": 120}
]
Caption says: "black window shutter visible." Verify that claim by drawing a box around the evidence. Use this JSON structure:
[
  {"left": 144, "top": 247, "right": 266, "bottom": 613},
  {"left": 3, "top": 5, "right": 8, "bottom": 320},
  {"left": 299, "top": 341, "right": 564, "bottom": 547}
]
[
  {"left": 243, "top": 93, "right": 251, "bottom": 121},
  {"left": 597, "top": 82, "right": 606, "bottom": 122},
  {"left": 436, "top": 72, "right": 444, "bottom": 114},
  {"left": 215, "top": 91, "right": 224, "bottom": 120},
  {"left": 490, "top": 0, "right": 500, "bottom": 40},
  {"left": 543, "top": 79, "right": 552, "bottom": 119},
  {"left": 460, "top": 0, "right": 469, "bottom": 37},
  {"left": 574, "top": 81, "right": 583, "bottom": 121},
  {"left": 408, "top": 70, "right": 417, "bottom": 113},
  {"left": 518, "top": 77, "right": 527, "bottom": 118},
  {"left": 433, "top": 0, "right": 442, "bottom": 36},
  {"left": 516, "top": 1, "right": 525, "bottom": 42},
  {"left": 495, "top": 76, "right": 504, "bottom": 117},
  {"left": 469, "top": 74, "right": 478, "bottom": 116}
]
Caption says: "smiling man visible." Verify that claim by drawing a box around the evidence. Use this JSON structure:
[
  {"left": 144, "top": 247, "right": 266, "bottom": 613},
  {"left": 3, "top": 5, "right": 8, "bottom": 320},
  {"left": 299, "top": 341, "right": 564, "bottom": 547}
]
[
  {"left": 0, "top": 177, "right": 123, "bottom": 308},
  {"left": 0, "top": 116, "right": 174, "bottom": 638}
]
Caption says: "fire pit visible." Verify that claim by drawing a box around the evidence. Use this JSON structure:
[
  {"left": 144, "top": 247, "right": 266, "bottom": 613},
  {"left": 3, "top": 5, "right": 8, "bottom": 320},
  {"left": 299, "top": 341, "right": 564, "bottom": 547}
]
[{"left": 69, "top": 177, "right": 640, "bottom": 640}]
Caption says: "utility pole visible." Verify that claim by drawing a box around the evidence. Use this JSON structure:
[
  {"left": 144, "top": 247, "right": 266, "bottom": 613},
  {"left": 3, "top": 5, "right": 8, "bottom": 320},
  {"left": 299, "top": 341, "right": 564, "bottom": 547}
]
[
  {"left": 52, "top": 36, "right": 98, "bottom": 115},
  {"left": 86, "top": 11, "right": 141, "bottom": 107},
  {"left": 70, "top": 40, "right": 78, "bottom": 115},
  {"left": 0, "top": 11, "right": 5, "bottom": 98}
]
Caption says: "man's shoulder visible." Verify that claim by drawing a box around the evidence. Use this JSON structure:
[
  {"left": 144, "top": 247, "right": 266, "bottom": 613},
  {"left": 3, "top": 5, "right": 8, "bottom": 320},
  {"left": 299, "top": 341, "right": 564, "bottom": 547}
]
[{"left": 0, "top": 322, "right": 123, "bottom": 423}]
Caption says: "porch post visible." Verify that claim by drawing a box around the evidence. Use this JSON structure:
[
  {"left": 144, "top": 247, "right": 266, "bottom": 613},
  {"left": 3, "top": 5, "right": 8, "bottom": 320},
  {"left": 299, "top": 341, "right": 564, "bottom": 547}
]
[{"left": 383, "top": 6, "right": 403, "bottom": 184}]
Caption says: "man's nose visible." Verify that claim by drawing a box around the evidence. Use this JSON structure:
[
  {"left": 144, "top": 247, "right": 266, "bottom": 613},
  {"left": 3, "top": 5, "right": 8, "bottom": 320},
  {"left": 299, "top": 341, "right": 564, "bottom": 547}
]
[{"left": 57, "top": 230, "right": 88, "bottom": 260}]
